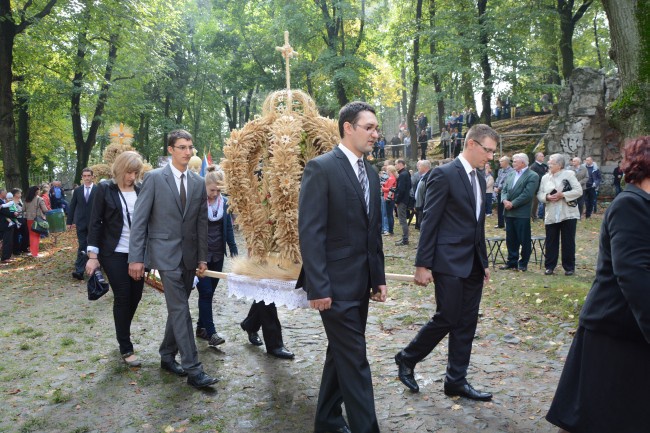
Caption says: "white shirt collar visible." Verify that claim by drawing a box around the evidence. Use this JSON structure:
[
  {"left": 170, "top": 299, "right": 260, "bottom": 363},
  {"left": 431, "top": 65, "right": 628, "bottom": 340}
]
[
  {"left": 338, "top": 143, "right": 363, "bottom": 173},
  {"left": 169, "top": 162, "right": 188, "bottom": 179},
  {"left": 458, "top": 154, "right": 474, "bottom": 175}
]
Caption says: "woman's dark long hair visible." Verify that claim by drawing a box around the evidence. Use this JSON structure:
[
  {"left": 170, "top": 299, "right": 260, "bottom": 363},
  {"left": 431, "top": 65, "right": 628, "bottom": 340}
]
[{"left": 25, "top": 186, "right": 40, "bottom": 203}]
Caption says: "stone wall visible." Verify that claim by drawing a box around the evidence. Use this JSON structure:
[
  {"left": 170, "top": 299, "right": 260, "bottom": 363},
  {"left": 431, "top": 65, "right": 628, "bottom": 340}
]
[{"left": 544, "top": 68, "right": 622, "bottom": 197}]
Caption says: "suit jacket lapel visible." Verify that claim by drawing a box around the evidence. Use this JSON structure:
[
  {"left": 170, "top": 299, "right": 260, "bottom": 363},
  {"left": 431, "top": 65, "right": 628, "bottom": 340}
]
[
  {"left": 364, "top": 159, "right": 376, "bottom": 221},
  {"left": 454, "top": 158, "right": 476, "bottom": 215},
  {"left": 163, "top": 164, "right": 183, "bottom": 215},
  {"left": 333, "top": 147, "right": 367, "bottom": 219},
  {"left": 184, "top": 171, "right": 194, "bottom": 216}
]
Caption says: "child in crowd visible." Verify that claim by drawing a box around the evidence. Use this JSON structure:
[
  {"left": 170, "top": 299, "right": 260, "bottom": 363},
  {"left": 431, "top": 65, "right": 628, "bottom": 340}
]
[{"left": 1, "top": 192, "right": 20, "bottom": 228}]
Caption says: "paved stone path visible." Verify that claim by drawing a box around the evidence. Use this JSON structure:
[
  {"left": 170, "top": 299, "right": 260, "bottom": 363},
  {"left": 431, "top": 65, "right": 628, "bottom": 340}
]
[{"left": 0, "top": 222, "right": 596, "bottom": 433}]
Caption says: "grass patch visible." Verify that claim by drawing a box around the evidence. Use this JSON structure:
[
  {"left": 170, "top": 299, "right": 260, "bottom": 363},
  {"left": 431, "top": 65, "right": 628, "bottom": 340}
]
[
  {"left": 80, "top": 317, "right": 95, "bottom": 325},
  {"left": 71, "top": 427, "right": 91, "bottom": 433},
  {"left": 19, "top": 417, "right": 48, "bottom": 433},
  {"left": 50, "top": 388, "right": 72, "bottom": 404},
  {"left": 13, "top": 327, "right": 44, "bottom": 339},
  {"left": 19, "top": 342, "right": 30, "bottom": 351},
  {"left": 60, "top": 337, "right": 75, "bottom": 347},
  {"left": 189, "top": 414, "right": 207, "bottom": 423}
]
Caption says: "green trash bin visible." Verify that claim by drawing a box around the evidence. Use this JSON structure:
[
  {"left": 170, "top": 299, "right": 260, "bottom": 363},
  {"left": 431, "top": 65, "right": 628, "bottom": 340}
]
[{"left": 45, "top": 209, "right": 66, "bottom": 233}]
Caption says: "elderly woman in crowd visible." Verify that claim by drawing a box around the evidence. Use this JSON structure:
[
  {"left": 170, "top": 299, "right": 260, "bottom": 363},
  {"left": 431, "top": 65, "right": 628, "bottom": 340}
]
[
  {"left": 546, "top": 136, "right": 650, "bottom": 433},
  {"left": 484, "top": 163, "right": 495, "bottom": 216},
  {"left": 40, "top": 183, "right": 52, "bottom": 210},
  {"left": 381, "top": 165, "right": 398, "bottom": 236},
  {"left": 537, "top": 153, "right": 583, "bottom": 276},
  {"left": 86, "top": 151, "right": 144, "bottom": 367}
]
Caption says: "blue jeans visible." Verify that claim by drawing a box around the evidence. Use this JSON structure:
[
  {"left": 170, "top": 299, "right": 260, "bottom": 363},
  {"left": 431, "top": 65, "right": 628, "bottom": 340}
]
[
  {"left": 381, "top": 197, "right": 388, "bottom": 232},
  {"left": 196, "top": 258, "right": 224, "bottom": 336},
  {"left": 385, "top": 200, "right": 395, "bottom": 234}
]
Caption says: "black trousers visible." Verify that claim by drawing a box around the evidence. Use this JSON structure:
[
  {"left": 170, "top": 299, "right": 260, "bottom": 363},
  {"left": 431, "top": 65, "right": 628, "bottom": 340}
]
[
  {"left": 13, "top": 218, "right": 29, "bottom": 254},
  {"left": 100, "top": 252, "right": 144, "bottom": 355},
  {"left": 316, "top": 296, "right": 379, "bottom": 433},
  {"left": 400, "top": 257, "right": 484, "bottom": 385},
  {"left": 75, "top": 228, "right": 88, "bottom": 274},
  {"left": 241, "top": 301, "right": 283, "bottom": 351},
  {"left": 505, "top": 216, "right": 532, "bottom": 268},
  {"left": 585, "top": 187, "right": 597, "bottom": 217},
  {"left": 496, "top": 193, "right": 505, "bottom": 228},
  {"left": 1, "top": 227, "right": 14, "bottom": 260},
  {"left": 544, "top": 219, "right": 577, "bottom": 272}
]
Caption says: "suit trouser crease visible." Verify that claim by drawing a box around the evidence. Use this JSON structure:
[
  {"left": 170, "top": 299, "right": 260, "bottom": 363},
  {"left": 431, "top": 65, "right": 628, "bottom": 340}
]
[
  {"left": 1, "top": 227, "right": 13, "bottom": 260},
  {"left": 158, "top": 268, "right": 203, "bottom": 375},
  {"left": 241, "top": 301, "right": 283, "bottom": 351},
  {"left": 584, "top": 187, "right": 596, "bottom": 217},
  {"left": 101, "top": 252, "right": 144, "bottom": 355},
  {"left": 544, "top": 219, "right": 576, "bottom": 271},
  {"left": 316, "top": 298, "right": 379, "bottom": 433},
  {"left": 496, "top": 193, "right": 505, "bottom": 227},
  {"left": 505, "top": 216, "right": 532, "bottom": 268},
  {"left": 400, "top": 265, "right": 484, "bottom": 385},
  {"left": 196, "top": 258, "right": 224, "bottom": 336},
  {"left": 397, "top": 202, "right": 409, "bottom": 242},
  {"left": 75, "top": 228, "right": 89, "bottom": 274}
]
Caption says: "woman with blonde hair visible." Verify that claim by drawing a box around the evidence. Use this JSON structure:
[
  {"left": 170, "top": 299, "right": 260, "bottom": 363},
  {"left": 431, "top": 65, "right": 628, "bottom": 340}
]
[
  {"left": 195, "top": 166, "right": 238, "bottom": 347},
  {"left": 86, "top": 151, "right": 145, "bottom": 367}
]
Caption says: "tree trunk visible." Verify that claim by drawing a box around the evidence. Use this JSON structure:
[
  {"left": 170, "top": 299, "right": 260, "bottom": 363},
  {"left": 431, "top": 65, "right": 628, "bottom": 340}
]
[
  {"left": 477, "top": 0, "right": 492, "bottom": 126},
  {"left": 601, "top": 0, "right": 649, "bottom": 137},
  {"left": 429, "top": 0, "right": 445, "bottom": 133},
  {"left": 400, "top": 67, "right": 407, "bottom": 121},
  {"left": 557, "top": 0, "right": 594, "bottom": 80},
  {"left": 16, "top": 86, "right": 30, "bottom": 191},
  {"left": 407, "top": 0, "right": 424, "bottom": 162},
  {"left": 0, "top": 21, "right": 20, "bottom": 189},
  {"left": 0, "top": 0, "right": 57, "bottom": 189},
  {"left": 71, "top": 30, "right": 119, "bottom": 183}
]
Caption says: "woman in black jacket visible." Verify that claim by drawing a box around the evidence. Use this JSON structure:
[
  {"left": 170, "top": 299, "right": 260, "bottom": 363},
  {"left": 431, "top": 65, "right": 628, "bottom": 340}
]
[
  {"left": 86, "top": 151, "right": 144, "bottom": 367},
  {"left": 546, "top": 136, "right": 650, "bottom": 433}
]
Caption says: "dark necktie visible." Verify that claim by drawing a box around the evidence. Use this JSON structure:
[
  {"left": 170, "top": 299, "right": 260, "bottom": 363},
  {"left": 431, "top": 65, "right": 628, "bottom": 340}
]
[
  {"left": 470, "top": 170, "right": 478, "bottom": 219},
  {"left": 357, "top": 159, "right": 369, "bottom": 213},
  {"left": 180, "top": 173, "right": 187, "bottom": 211}
]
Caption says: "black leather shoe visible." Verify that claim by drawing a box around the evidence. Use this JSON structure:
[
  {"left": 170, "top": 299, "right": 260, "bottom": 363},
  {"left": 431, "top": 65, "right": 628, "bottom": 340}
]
[
  {"left": 544, "top": 268, "right": 554, "bottom": 275},
  {"left": 498, "top": 265, "right": 517, "bottom": 270},
  {"left": 268, "top": 346, "right": 295, "bottom": 359},
  {"left": 160, "top": 359, "right": 187, "bottom": 377},
  {"left": 444, "top": 382, "right": 492, "bottom": 401},
  {"left": 72, "top": 272, "right": 84, "bottom": 280},
  {"left": 315, "top": 426, "right": 352, "bottom": 433},
  {"left": 565, "top": 270, "right": 575, "bottom": 276},
  {"left": 518, "top": 266, "right": 527, "bottom": 272},
  {"left": 240, "top": 322, "right": 264, "bottom": 346},
  {"left": 395, "top": 239, "right": 409, "bottom": 246},
  {"left": 187, "top": 371, "right": 219, "bottom": 388},
  {"left": 395, "top": 353, "right": 419, "bottom": 392}
]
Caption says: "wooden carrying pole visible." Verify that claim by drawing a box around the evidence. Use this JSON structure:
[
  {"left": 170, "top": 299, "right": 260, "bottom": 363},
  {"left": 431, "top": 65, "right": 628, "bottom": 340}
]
[{"left": 202, "top": 270, "right": 414, "bottom": 283}]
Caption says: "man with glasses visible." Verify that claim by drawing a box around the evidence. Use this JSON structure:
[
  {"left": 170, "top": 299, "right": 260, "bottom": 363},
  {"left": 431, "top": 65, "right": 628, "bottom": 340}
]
[
  {"left": 298, "top": 101, "right": 387, "bottom": 433},
  {"left": 395, "top": 124, "right": 496, "bottom": 402},
  {"left": 129, "top": 129, "right": 219, "bottom": 389},
  {"left": 499, "top": 153, "right": 539, "bottom": 272}
]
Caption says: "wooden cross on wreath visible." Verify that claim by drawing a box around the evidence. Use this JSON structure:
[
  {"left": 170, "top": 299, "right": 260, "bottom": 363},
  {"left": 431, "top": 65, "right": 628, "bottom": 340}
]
[
  {"left": 109, "top": 122, "right": 134, "bottom": 145},
  {"left": 275, "top": 31, "right": 299, "bottom": 111}
]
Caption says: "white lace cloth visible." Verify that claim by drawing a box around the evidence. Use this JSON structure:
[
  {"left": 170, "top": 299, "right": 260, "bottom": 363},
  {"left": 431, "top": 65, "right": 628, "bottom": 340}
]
[{"left": 226, "top": 273, "right": 308, "bottom": 310}]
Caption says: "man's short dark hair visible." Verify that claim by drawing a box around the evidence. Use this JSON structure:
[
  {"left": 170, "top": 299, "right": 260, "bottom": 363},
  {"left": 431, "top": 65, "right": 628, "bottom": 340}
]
[
  {"left": 82, "top": 167, "right": 93, "bottom": 176},
  {"left": 168, "top": 129, "right": 193, "bottom": 148},
  {"left": 396, "top": 159, "right": 406, "bottom": 166},
  {"left": 338, "top": 101, "right": 376, "bottom": 138}
]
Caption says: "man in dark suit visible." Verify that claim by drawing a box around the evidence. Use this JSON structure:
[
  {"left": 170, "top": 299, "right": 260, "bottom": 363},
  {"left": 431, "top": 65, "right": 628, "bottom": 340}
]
[
  {"left": 529, "top": 152, "right": 548, "bottom": 220},
  {"left": 128, "top": 129, "right": 218, "bottom": 389},
  {"left": 499, "top": 153, "right": 539, "bottom": 272},
  {"left": 394, "top": 158, "right": 411, "bottom": 246},
  {"left": 0, "top": 188, "right": 15, "bottom": 263},
  {"left": 67, "top": 168, "right": 96, "bottom": 280},
  {"left": 298, "top": 101, "right": 387, "bottom": 433},
  {"left": 395, "top": 124, "right": 497, "bottom": 402}
]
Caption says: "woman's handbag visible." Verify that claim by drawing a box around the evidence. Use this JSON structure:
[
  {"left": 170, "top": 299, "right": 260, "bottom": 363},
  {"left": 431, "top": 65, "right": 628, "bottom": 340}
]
[
  {"left": 387, "top": 187, "right": 396, "bottom": 201},
  {"left": 562, "top": 179, "right": 578, "bottom": 207},
  {"left": 87, "top": 269, "right": 110, "bottom": 300},
  {"left": 31, "top": 216, "right": 49, "bottom": 235}
]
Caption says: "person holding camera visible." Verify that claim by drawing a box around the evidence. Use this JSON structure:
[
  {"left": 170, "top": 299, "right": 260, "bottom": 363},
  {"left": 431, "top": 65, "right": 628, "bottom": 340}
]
[
  {"left": 86, "top": 151, "right": 145, "bottom": 367},
  {"left": 537, "top": 153, "right": 582, "bottom": 276},
  {"left": 381, "top": 165, "right": 398, "bottom": 236}
]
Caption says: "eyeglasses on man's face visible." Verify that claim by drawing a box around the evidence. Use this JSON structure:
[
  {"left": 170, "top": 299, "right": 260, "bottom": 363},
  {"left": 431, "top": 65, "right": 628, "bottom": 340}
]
[
  {"left": 174, "top": 145, "right": 195, "bottom": 152},
  {"left": 353, "top": 123, "right": 380, "bottom": 134},
  {"left": 472, "top": 139, "right": 496, "bottom": 155}
]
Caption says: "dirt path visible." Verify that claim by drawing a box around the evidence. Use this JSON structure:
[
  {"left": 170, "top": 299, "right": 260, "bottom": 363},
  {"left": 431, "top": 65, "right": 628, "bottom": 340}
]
[{"left": 2, "top": 219, "right": 601, "bottom": 432}]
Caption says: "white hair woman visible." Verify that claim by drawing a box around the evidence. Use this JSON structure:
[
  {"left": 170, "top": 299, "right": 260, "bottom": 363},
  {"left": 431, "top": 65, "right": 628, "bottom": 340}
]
[
  {"left": 86, "top": 151, "right": 145, "bottom": 366},
  {"left": 537, "top": 153, "right": 582, "bottom": 275}
]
